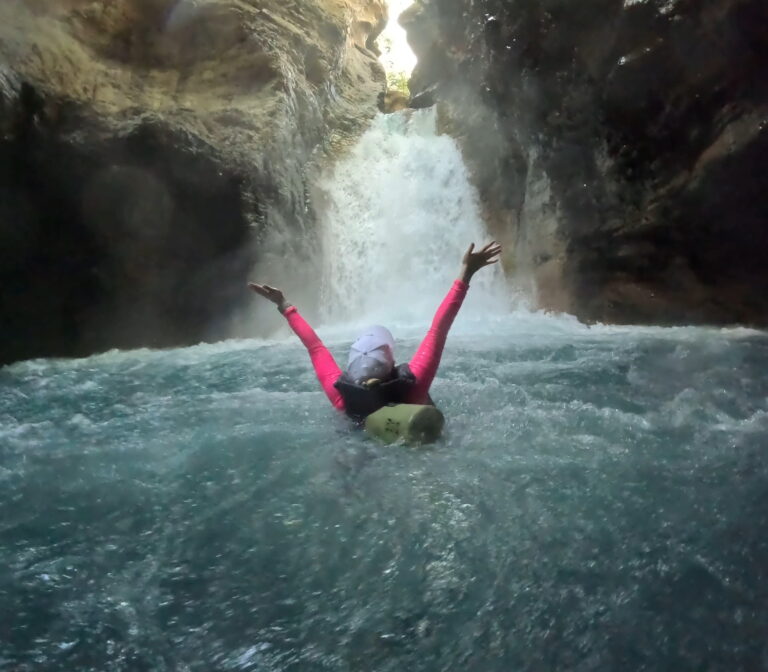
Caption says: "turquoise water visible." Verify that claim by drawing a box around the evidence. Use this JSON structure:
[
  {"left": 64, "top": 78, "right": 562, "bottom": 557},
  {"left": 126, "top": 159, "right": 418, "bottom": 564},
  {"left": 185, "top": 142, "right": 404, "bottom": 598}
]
[{"left": 2, "top": 314, "right": 768, "bottom": 670}]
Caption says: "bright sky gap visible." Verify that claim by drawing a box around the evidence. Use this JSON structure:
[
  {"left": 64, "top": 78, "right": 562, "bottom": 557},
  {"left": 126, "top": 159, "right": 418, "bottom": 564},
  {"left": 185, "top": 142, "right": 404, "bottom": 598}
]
[{"left": 379, "top": 0, "right": 417, "bottom": 76}]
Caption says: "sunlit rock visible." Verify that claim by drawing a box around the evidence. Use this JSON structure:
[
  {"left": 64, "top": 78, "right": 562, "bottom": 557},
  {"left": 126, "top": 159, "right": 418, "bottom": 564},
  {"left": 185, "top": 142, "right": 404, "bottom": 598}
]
[
  {"left": 0, "top": 0, "right": 387, "bottom": 364},
  {"left": 380, "top": 89, "right": 409, "bottom": 113}
]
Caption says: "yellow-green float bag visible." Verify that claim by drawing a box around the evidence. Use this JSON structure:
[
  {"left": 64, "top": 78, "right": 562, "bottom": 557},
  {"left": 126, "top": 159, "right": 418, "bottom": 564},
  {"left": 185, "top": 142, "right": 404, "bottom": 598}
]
[{"left": 364, "top": 404, "right": 444, "bottom": 445}]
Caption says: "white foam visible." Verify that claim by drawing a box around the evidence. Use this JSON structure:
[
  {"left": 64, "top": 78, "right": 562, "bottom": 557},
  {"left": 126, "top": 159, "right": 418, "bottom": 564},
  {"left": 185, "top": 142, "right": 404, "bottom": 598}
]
[{"left": 316, "top": 109, "right": 508, "bottom": 326}]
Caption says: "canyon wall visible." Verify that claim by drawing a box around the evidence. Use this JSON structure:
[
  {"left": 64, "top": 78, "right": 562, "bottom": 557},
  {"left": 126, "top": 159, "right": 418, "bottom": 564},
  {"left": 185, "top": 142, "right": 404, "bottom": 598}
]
[
  {"left": 403, "top": 0, "right": 768, "bottom": 325},
  {"left": 0, "top": 0, "right": 386, "bottom": 364}
]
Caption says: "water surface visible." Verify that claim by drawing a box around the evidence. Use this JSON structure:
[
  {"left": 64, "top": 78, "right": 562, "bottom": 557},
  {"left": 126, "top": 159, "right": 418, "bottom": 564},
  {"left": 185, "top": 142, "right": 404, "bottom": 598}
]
[{"left": 2, "top": 315, "right": 767, "bottom": 671}]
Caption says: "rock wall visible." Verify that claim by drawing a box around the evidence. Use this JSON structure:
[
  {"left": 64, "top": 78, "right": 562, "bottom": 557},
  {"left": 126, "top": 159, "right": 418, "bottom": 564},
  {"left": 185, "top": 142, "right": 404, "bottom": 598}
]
[
  {"left": 0, "top": 0, "right": 386, "bottom": 364},
  {"left": 403, "top": 0, "right": 768, "bottom": 325}
]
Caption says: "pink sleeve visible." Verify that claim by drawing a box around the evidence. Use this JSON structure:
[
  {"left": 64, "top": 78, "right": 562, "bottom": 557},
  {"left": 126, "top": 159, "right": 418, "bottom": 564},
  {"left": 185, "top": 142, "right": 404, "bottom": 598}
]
[
  {"left": 407, "top": 279, "right": 469, "bottom": 403},
  {"left": 284, "top": 307, "right": 345, "bottom": 411}
]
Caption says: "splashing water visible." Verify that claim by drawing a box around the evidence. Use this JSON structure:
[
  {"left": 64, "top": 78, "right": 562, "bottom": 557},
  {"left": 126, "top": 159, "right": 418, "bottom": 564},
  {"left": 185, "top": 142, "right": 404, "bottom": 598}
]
[
  {"left": 2, "top": 110, "right": 768, "bottom": 671},
  {"left": 318, "top": 110, "right": 508, "bottom": 327}
]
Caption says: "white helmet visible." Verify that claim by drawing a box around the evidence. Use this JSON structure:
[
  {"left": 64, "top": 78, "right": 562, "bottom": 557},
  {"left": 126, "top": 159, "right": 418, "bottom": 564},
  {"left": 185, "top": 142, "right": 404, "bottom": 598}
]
[{"left": 347, "top": 326, "right": 395, "bottom": 383}]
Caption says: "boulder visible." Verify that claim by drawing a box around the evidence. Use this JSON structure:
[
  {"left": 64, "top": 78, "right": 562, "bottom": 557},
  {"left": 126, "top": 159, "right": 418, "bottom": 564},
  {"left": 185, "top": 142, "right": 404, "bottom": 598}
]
[{"left": 380, "top": 89, "right": 410, "bottom": 113}]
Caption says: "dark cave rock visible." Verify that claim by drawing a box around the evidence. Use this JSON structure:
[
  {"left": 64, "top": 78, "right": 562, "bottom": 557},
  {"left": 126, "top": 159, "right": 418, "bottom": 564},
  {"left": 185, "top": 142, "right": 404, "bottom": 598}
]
[{"left": 405, "top": 0, "right": 768, "bottom": 325}]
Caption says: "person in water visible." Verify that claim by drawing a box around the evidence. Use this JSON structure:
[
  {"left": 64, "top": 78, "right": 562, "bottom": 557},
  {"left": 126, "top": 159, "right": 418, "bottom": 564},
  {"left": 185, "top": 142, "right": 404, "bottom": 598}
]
[{"left": 248, "top": 241, "right": 502, "bottom": 422}]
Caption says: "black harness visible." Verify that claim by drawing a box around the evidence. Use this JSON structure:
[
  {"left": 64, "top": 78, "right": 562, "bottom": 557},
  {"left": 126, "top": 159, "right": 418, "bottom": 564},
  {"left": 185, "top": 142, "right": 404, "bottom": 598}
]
[{"left": 334, "top": 364, "right": 432, "bottom": 423}]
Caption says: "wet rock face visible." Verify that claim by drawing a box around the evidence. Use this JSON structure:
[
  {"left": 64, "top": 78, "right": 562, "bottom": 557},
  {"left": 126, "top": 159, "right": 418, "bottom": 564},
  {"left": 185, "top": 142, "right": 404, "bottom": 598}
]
[
  {"left": 0, "top": 0, "right": 386, "bottom": 364},
  {"left": 404, "top": 0, "right": 768, "bottom": 325}
]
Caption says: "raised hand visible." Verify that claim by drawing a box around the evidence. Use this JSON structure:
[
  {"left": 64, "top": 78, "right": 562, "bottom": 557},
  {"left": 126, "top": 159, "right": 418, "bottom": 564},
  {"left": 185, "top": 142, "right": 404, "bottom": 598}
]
[
  {"left": 248, "top": 283, "right": 290, "bottom": 313},
  {"left": 461, "top": 241, "right": 502, "bottom": 283}
]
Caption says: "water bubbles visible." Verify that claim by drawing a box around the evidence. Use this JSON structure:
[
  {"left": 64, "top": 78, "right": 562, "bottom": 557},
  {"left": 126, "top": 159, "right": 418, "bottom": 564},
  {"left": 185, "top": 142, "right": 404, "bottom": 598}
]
[{"left": 234, "top": 643, "right": 272, "bottom": 667}]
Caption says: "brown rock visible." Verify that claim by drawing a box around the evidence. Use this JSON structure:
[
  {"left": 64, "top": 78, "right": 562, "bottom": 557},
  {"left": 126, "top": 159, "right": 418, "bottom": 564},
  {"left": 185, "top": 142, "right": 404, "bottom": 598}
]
[
  {"left": 0, "top": 0, "right": 387, "bottom": 364},
  {"left": 380, "top": 90, "right": 409, "bottom": 113}
]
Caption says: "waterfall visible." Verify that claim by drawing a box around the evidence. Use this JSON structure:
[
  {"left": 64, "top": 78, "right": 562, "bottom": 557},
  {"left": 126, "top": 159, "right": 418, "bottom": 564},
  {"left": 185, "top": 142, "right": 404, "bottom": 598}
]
[{"left": 316, "top": 109, "right": 508, "bottom": 327}]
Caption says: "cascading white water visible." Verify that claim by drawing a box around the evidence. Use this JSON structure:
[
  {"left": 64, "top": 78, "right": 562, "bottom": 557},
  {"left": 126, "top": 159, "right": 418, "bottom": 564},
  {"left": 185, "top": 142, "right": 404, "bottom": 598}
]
[{"left": 317, "top": 109, "right": 510, "bottom": 327}]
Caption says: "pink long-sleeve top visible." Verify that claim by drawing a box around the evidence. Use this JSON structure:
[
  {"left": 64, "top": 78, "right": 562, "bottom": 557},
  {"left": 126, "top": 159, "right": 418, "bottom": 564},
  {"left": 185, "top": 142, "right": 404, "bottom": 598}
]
[{"left": 283, "top": 279, "right": 469, "bottom": 411}]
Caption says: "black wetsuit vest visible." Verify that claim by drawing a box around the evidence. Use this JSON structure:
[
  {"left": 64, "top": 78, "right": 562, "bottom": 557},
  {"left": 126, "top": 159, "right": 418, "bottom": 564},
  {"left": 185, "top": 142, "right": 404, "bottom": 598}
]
[{"left": 334, "top": 364, "right": 432, "bottom": 423}]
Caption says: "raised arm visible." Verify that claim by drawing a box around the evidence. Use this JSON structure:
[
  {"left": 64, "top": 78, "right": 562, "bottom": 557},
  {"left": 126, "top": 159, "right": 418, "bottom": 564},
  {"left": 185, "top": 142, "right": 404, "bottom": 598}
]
[
  {"left": 248, "top": 284, "right": 345, "bottom": 411},
  {"left": 407, "top": 242, "right": 501, "bottom": 403}
]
